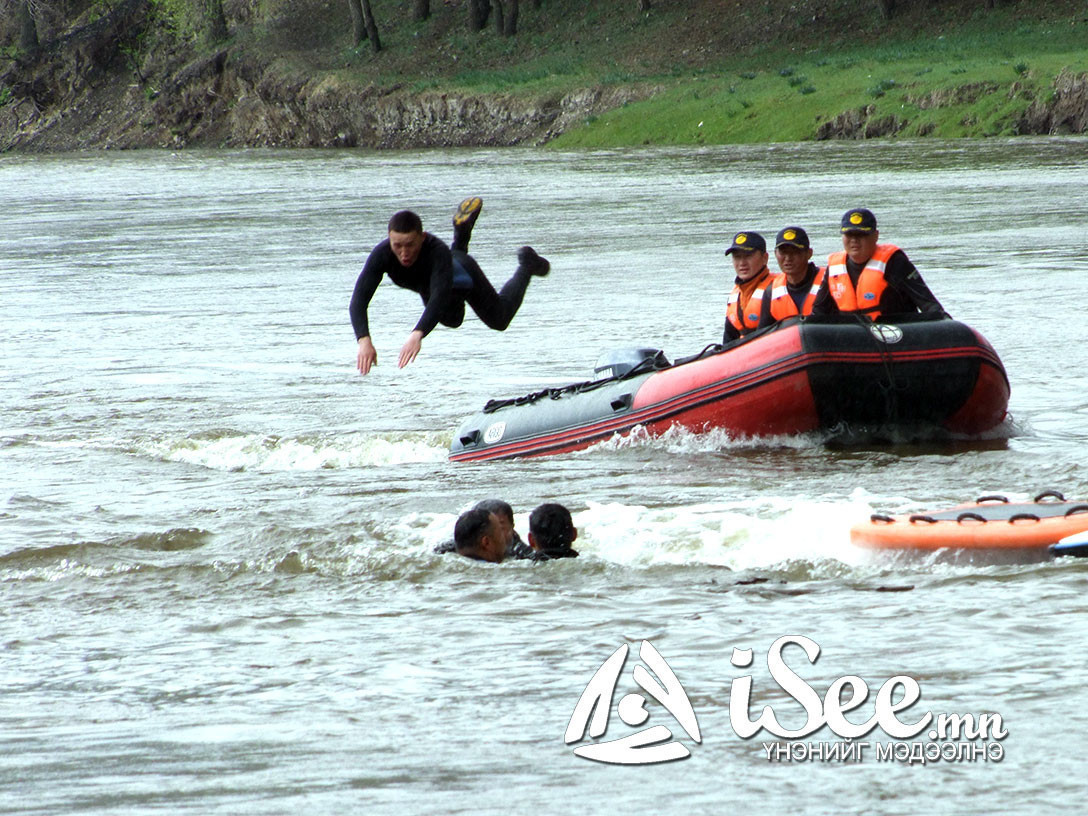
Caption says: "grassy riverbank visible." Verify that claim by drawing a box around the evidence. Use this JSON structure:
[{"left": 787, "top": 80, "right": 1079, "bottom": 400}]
[
  {"left": 550, "top": 44, "right": 1087, "bottom": 146},
  {"left": 265, "top": 0, "right": 1088, "bottom": 145},
  {"left": 4, "top": 0, "right": 1087, "bottom": 149}
]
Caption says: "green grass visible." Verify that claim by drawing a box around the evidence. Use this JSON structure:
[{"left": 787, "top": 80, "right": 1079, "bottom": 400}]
[
  {"left": 549, "top": 43, "right": 1086, "bottom": 147},
  {"left": 137, "top": 0, "right": 1088, "bottom": 145}
]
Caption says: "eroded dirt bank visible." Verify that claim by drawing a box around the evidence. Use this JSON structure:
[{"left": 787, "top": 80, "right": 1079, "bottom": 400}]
[
  {"left": 0, "top": 1, "right": 649, "bottom": 152},
  {"left": 2, "top": 0, "right": 1086, "bottom": 152}
]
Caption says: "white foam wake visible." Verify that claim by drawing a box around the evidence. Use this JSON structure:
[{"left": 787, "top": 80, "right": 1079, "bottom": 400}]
[
  {"left": 140, "top": 431, "right": 449, "bottom": 471},
  {"left": 579, "top": 423, "right": 825, "bottom": 455},
  {"left": 409, "top": 491, "right": 886, "bottom": 572},
  {"left": 577, "top": 494, "right": 877, "bottom": 570}
]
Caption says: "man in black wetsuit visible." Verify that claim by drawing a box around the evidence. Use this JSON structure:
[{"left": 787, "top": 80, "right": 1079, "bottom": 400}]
[
  {"left": 528, "top": 503, "right": 579, "bottom": 561},
  {"left": 452, "top": 507, "right": 508, "bottom": 563},
  {"left": 434, "top": 498, "right": 533, "bottom": 560},
  {"left": 809, "top": 208, "right": 947, "bottom": 321},
  {"left": 350, "top": 199, "right": 550, "bottom": 374}
]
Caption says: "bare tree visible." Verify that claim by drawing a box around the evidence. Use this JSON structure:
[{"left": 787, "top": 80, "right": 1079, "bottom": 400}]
[
  {"left": 200, "top": 0, "right": 228, "bottom": 43},
  {"left": 490, "top": 0, "right": 516, "bottom": 35},
  {"left": 413, "top": 0, "right": 429, "bottom": 21},
  {"left": 468, "top": 0, "right": 490, "bottom": 31},
  {"left": 11, "top": 0, "right": 40, "bottom": 52},
  {"left": 348, "top": 0, "right": 366, "bottom": 44},
  {"left": 360, "top": 0, "right": 381, "bottom": 51},
  {"left": 504, "top": 0, "right": 518, "bottom": 35},
  {"left": 348, "top": 0, "right": 381, "bottom": 51}
]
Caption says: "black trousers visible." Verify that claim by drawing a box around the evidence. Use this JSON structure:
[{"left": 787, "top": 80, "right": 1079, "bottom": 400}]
[{"left": 438, "top": 251, "right": 531, "bottom": 331}]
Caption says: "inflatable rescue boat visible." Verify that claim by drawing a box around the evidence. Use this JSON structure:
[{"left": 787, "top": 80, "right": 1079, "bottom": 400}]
[
  {"left": 851, "top": 491, "right": 1088, "bottom": 559},
  {"left": 448, "top": 315, "right": 1009, "bottom": 462}
]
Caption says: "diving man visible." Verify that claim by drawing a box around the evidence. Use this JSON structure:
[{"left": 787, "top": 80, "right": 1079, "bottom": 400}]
[{"left": 349, "top": 198, "right": 549, "bottom": 374}]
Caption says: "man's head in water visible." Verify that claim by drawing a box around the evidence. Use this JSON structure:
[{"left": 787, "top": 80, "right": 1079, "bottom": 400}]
[
  {"left": 388, "top": 210, "right": 425, "bottom": 268},
  {"left": 473, "top": 499, "right": 516, "bottom": 552},
  {"left": 528, "top": 503, "right": 579, "bottom": 559},
  {"left": 454, "top": 507, "right": 506, "bottom": 563}
]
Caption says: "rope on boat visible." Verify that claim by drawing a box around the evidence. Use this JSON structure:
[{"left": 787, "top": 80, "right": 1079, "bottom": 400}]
[{"left": 481, "top": 350, "right": 673, "bottom": 414}]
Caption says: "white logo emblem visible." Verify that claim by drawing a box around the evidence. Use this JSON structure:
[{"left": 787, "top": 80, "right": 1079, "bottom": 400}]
[
  {"left": 483, "top": 422, "right": 506, "bottom": 444},
  {"left": 565, "top": 641, "right": 701, "bottom": 764},
  {"left": 869, "top": 324, "right": 903, "bottom": 344}
]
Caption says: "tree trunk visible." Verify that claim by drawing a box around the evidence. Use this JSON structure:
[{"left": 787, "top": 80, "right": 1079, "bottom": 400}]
[
  {"left": 413, "top": 0, "right": 429, "bottom": 21},
  {"left": 638, "top": 0, "right": 650, "bottom": 10},
  {"left": 201, "top": 0, "right": 229, "bottom": 43},
  {"left": 15, "top": 0, "right": 40, "bottom": 53},
  {"left": 503, "top": 0, "right": 518, "bottom": 35},
  {"left": 491, "top": 0, "right": 504, "bottom": 34},
  {"left": 348, "top": 0, "right": 366, "bottom": 45},
  {"left": 360, "top": 0, "right": 381, "bottom": 52},
  {"left": 876, "top": 0, "right": 894, "bottom": 20},
  {"left": 468, "top": 0, "right": 490, "bottom": 31}
]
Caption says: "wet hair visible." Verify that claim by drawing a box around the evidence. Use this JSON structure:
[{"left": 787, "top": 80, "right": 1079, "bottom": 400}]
[
  {"left": 474, "top": 498, "right": 514, "bottom": 525},
  {"left": 388, "top": 210, "right": 423, "bottom": 234},
  {"left": 529, "top": 503, "right": 575, "bottom": 553},
  {"left": 454, "top": 507, "right": 494, "bottom": 553}
]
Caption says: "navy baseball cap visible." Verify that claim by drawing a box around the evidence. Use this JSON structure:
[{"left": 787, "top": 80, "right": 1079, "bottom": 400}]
[
  {"left": 725, "top": 231, "right": 767, "bottom": 255},
  {"left": 841, "top": 208, "right": 877, "bottom": 233},
  {"left": 775, "top": 226, "right": 810, "bottom": 250}
]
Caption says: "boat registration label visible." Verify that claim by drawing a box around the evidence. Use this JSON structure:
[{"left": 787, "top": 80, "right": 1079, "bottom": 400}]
[{"left": 869, "top": 324, "right": 904, "bottom": 344}]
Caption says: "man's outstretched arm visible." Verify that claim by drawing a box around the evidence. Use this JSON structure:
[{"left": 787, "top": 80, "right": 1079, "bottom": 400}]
[
  {"left": 350, "top": 249, "right": 385, "bottom": 374},
  {"left": 397, "top": 243, "right": 455, "bottom": 369}
]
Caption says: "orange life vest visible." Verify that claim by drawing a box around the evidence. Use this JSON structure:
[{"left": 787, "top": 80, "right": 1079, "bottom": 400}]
[
  {"left": 766, "top": 267, "right": 826, "bottom": 321},
  {"left": 825, "top": 244, "right": 899, "bottom": 320},
  {"left": 726, "top": 268, "right": 771, "bottom": 335}
]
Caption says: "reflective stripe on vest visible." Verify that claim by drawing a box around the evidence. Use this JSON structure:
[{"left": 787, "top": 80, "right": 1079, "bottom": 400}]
[
  {"left": 767, "top": 267, "right": 827, "bottom": 321},
  {"left": 825, "top": 244, "right": 899, "bottom": 320},
  {"left": 727, "top": 279, "right": 769, "bottom": 334}
]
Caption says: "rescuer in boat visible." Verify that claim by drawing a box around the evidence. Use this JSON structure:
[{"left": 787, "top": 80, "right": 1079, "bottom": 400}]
[
  {"left": 810, "top": 208, "right": 946, "bottom": 321},
  {"left": 527, "top": 503, "right": 580, "bottom": 561},
  {"left": 756, "top": 226, "right": 826, "bottom": 327},
  {"left": 722, "top": 231, "right": 772, "bottom": 343},
  {"left": 350, "top": 198, "right": 550, "bottom": 374}
]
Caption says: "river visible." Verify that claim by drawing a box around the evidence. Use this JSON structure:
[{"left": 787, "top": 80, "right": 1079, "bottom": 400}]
[{"left": 2, "top": 139, "right": 1088, "bottom": 814}]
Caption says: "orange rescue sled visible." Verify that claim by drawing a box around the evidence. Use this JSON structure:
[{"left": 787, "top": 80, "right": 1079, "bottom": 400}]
[{"left": 851, "top": 491, "right": 1088, "bottom": 553}]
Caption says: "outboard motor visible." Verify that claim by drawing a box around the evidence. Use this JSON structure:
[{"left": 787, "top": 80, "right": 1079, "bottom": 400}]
[{"left": 593, "top": 347, "right": 668, "bottom": 379}]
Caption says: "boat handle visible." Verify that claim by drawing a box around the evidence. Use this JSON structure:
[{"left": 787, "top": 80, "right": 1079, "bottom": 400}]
[
  {"left": 870, "top": 514, "right": 895, "bottom": 524},
  {"left": 1065, "top": 505, "right": 1088, "bottom": 517},
  {"left": 975, "top": 494, "right": 1008, "bottom": 503},
  {"left": 1034, "top": 490, "right": 1066, "bottom": 503},
  {"left": 956, "top": 512, "right": 987, "bottom": 523},
  {"left": 610, "top": 394, "right": 633, "bottom": 412},
  {"left": 1008, "top": 513, "right": 1040, "bottom": 523},
  {"left": 908, "top": 514, "right": 938, "bottom": 524}
]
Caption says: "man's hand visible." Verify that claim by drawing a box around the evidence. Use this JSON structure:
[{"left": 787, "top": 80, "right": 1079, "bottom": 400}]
[
  {"left": 356, "top": 336, "right": 377, "bottom": 375},
  {"left": 398, "top": 330, "right": 424, "bottom": 369}
]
